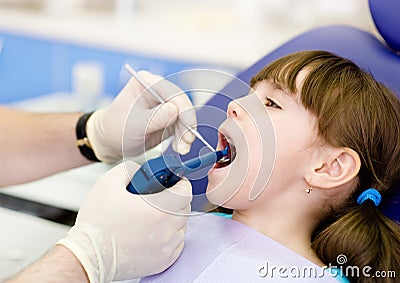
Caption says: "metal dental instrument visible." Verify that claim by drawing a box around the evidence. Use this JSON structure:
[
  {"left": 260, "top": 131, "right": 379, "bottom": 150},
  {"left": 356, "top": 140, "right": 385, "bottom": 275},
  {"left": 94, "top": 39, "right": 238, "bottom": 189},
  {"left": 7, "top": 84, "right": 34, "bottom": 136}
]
[{"left": 124, "top": 64, "right": 215, "bottom": 152}]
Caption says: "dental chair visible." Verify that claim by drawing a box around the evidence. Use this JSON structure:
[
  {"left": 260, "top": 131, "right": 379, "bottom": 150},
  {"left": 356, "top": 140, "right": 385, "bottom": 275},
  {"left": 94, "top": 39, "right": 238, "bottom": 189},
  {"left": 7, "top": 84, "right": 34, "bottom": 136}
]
[{"left": 189, "top": 0, "right": 400, "bottom": 222}]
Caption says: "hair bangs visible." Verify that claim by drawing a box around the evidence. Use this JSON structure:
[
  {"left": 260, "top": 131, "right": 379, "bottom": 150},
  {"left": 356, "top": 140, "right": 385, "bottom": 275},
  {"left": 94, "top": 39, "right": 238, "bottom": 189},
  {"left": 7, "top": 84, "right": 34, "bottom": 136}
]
[{"left": 249, "top": 50, "right": 335, "bottom": 96}]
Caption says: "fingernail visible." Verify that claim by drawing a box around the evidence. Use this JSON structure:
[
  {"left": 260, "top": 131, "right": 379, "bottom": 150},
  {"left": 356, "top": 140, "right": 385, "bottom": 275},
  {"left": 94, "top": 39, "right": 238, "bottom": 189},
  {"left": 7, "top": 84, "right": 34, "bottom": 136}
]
[
  {"left": 183, "top": 132, "right": 196, "bottom": 143},
  {"left": 177, "top": 141, "right": 190, "bottom": 155}
]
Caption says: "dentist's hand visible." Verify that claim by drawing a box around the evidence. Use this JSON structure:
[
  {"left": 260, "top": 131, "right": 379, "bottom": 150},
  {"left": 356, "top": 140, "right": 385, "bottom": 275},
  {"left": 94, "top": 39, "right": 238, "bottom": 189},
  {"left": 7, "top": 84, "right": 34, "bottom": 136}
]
[
  {"left": 57, "top": 161, "right": 192, "bottom": 282},
  {"left": 87, "top": 71, "right": 196, "bottom": 163}
]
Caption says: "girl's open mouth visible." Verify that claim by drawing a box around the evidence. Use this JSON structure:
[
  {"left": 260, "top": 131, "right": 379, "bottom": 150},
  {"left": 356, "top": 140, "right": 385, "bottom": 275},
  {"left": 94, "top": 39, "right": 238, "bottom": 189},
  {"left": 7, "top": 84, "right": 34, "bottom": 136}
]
[{"left": 215, "top": 133, "right": 236, "bottom": 168}]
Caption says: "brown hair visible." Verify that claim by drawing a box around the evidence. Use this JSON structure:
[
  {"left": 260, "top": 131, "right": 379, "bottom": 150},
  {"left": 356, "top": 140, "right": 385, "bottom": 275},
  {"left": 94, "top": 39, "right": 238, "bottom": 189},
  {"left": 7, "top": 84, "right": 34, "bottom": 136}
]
[{"left": 251, "top": 50, "right": 400, "bottom": 282}]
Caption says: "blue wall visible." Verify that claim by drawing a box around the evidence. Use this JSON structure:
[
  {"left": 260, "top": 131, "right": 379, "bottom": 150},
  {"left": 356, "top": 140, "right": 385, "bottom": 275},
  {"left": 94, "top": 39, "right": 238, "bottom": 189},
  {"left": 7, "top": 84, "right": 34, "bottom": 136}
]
[{"left": 0, "top": 31, "right": 224, "bottom": 103}]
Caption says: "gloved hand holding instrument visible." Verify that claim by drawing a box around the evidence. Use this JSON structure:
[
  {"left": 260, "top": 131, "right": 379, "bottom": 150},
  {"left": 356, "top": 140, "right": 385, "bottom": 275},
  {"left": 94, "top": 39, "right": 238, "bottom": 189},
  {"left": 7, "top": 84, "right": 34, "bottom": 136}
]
[{"left": 86, "top": 66, "right": 199, "bottom": 163}]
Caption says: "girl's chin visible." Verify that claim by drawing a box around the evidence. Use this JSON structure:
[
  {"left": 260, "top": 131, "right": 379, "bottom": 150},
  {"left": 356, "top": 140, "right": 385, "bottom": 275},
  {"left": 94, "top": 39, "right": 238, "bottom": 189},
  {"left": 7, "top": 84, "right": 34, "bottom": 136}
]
[
  {"left": 208, "top": 164, "right": 231, "bottom": 187},
  {"left": 206, "top": 165, "right": 236, "bottom": 206}
]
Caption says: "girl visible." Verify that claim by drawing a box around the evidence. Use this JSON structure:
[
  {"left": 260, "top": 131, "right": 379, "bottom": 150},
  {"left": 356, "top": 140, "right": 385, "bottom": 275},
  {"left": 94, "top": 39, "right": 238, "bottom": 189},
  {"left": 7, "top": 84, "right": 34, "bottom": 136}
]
[{"left": 142, "top": 50, "right": 400, "bottom": 283}]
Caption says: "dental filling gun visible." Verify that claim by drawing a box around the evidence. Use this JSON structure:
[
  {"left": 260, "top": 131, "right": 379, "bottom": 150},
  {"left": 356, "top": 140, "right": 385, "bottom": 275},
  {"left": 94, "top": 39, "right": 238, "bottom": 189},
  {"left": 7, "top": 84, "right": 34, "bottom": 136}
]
[{"left": 127, "top": 147, "right": 228, "bottom": 194}]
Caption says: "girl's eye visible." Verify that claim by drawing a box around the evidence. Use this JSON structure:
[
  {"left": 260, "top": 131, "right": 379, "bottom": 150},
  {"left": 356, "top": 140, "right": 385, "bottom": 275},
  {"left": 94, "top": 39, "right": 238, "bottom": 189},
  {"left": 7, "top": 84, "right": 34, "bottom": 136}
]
[{"left": 265, "top": 97, "right": 281, "bottom": 109}]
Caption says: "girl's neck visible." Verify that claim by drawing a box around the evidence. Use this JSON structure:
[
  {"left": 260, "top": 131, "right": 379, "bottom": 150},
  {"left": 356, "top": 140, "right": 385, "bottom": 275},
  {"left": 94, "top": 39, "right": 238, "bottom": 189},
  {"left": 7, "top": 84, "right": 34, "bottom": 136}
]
[{"left": 231, "top": 206, "right": 325, "bottom": 267}]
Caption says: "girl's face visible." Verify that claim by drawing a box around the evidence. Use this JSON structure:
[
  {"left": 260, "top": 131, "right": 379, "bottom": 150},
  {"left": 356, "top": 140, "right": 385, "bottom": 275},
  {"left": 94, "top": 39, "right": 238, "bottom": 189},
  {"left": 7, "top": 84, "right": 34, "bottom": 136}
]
[{"left": 207, "top": 70, "right": 319, "bottom": 209}]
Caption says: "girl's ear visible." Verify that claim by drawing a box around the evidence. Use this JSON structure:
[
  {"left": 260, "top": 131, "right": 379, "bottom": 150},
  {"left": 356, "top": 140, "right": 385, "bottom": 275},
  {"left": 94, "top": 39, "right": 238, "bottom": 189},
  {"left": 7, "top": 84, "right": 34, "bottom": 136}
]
[{"left": 310, "top": 147, "right": 361, "bottom": 189}]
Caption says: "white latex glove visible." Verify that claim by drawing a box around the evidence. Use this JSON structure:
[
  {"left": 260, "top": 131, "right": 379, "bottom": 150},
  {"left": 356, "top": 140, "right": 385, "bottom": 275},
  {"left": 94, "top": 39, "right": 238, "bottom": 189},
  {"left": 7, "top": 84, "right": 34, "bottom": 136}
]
[
  {"left": 87, "top": 71, "right": 197, "bottom": 163},
  {"left": 57, "top": 160, "right": 192, "bottom": 282}
]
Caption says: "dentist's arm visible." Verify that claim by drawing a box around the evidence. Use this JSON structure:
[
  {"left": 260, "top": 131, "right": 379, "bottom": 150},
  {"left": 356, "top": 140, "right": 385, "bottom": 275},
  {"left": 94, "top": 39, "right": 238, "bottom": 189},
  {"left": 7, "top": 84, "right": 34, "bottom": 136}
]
[
  {"left": 7, "top": 245, "right": 89, "bottom": 283},
  {"left": 0, "top": 107, "right": 90, "bottom": 186},
  {"left": 6, "top": 161, "right": 192, "bottom": 282}
]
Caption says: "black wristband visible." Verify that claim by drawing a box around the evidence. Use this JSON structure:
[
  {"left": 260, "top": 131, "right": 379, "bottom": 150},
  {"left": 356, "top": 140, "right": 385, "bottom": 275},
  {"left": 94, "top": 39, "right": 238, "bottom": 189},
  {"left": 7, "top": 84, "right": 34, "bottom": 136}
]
[{"left": 76, "top": 112, "right": 101, "bottom": 162}]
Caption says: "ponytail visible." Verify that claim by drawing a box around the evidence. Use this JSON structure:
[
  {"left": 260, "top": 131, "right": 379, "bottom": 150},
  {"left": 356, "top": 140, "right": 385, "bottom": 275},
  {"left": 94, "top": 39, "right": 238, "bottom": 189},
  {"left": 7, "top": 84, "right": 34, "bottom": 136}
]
[{"left": 312, "top": 194, "right": 400, "bottom": 282}]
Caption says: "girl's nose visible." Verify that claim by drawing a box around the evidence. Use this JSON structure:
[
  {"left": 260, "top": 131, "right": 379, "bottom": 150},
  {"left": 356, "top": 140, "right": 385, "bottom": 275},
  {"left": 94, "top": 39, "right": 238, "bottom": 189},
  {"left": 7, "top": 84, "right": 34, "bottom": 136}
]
[{"left": 227, "top": 100, "right": 244, "bottom": 119}]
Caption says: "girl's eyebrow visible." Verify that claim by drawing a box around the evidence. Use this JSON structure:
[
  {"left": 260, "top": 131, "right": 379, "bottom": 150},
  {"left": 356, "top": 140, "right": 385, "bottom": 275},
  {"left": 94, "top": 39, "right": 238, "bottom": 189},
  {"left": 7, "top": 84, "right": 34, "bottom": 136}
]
[
  {"left": 270, "top": 81, "right": 303, "bottom": 105},
  {"left": 271, "top": 82, "right": 282, "bottom": 89},
  {"left": 271, "top": 82, "right": 290, "bottom": 95}
]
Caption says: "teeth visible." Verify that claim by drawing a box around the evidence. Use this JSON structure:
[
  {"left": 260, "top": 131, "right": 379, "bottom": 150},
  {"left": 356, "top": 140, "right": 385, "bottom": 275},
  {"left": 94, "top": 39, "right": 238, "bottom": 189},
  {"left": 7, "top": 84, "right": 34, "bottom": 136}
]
[
  {"left": 229, "top": 144, "right": 236, "bottom": 161},
  {"left": 217, "top": 157, "right": 231, "bottom": 164},
  {"left": 215, "top": 132, "right": 236, "bottom": 168},
  {"left": 223, "top": 135, "right": 232, "bottom": 145},
  {"left": 224, "top": 137, "right": 236, "bottom": 158}
]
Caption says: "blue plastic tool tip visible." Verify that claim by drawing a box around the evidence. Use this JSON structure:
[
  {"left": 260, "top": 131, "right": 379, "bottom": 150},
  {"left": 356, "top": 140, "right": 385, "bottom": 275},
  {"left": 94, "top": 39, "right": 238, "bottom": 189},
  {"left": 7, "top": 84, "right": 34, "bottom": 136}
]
[{"left": 222, "top": 146, "right": 229, "bottom": 157}]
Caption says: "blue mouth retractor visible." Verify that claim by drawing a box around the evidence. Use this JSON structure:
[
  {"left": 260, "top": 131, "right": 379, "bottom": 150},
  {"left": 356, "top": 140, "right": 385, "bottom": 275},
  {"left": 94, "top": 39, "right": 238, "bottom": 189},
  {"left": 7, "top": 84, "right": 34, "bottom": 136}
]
[{"left": 127, "top": 147, "right": 228, "bottom": 194}]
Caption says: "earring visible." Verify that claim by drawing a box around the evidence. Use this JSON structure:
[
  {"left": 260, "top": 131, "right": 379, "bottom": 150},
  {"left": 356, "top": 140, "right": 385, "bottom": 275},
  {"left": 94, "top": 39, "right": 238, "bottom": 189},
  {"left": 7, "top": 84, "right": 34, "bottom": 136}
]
[{"left": 305, "top": 181, "right": 312, "bottom": 194}]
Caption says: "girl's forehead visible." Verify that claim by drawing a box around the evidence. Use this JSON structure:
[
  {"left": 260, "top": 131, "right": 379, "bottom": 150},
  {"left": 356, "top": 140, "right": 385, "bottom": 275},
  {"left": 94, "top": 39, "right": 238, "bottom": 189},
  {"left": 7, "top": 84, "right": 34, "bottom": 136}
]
[
  {"left": 253, "top": 69, "right": 310, "bottom": 100},
  {"left": 271, "top": 67, "right": 310, "bottom": 89},
  {"left": 294, "top": 69, "right": 309, "bottom": 90}
]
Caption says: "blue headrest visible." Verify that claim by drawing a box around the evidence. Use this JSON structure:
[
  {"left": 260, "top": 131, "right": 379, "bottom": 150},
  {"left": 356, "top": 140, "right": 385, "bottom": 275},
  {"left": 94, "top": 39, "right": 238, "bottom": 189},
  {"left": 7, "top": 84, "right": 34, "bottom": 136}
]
[
  {"left": 369, "top": 0, "right": 400, "bottom": 52},
  {"left": 189, "top": 25, "right": 400, "bottom": 221}
]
